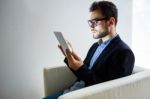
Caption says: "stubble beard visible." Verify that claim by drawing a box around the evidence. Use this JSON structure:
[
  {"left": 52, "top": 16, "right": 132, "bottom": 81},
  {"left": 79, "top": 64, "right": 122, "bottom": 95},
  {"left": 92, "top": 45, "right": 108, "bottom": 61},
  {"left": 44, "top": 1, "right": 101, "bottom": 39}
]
[{"left": 93, "top": 28, "right": 109, "bottom": 39}]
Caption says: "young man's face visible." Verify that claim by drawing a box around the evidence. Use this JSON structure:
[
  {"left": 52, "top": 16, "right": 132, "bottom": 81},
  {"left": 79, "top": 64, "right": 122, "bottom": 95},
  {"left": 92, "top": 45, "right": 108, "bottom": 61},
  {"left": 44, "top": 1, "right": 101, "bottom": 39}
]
[{"left": 89, "top": 10, "right": 109, "bottom": 39}]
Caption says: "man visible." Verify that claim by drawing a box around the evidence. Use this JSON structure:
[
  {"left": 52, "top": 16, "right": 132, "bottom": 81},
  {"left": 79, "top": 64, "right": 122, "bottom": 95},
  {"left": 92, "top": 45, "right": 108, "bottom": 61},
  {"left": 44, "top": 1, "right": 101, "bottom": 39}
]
[{"left": 43, "top": 1, "right": 135, "bottom": 99}]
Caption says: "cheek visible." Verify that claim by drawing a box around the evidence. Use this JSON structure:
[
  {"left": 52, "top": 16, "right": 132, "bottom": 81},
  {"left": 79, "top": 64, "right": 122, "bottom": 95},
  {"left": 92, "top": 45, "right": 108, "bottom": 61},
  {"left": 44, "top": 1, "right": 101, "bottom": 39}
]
[
  {"left": 98, "top": 23, "right": 108, "bottom": 31},
  {"left": 95, "top": 25, "right": 103, "bottom": 31}
]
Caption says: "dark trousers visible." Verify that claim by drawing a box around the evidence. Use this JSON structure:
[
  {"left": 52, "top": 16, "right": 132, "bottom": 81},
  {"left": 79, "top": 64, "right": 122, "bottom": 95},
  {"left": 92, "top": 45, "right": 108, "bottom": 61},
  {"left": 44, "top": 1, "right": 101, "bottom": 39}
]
[{"left": 43, "top": 91, "right": 63, "bottom": 99}]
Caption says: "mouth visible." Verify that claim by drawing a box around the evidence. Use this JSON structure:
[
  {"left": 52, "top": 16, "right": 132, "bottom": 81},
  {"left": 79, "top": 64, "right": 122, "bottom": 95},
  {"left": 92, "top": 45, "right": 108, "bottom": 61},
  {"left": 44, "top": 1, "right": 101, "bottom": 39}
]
[{"left": 92, "top": 30, "right": 97, "bottom": 34}]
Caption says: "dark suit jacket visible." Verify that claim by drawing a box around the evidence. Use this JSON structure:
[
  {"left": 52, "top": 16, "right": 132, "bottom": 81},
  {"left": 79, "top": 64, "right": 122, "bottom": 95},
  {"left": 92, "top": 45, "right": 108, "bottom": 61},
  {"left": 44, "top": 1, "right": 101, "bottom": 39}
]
[{"left": 65, "top": 35, "right": 135, "bottom": 87}]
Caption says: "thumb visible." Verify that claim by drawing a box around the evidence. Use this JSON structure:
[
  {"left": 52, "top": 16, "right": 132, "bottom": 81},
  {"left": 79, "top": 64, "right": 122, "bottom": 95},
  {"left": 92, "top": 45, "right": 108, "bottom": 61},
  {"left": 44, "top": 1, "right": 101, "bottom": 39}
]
[{"left": 72, "top": 51, "right": 80, "bottom": 60}]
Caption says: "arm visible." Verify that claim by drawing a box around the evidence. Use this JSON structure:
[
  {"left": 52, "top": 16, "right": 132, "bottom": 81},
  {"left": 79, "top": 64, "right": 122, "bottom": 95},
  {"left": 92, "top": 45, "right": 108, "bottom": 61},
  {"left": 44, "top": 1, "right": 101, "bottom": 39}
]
[
  {"left": 74, "top": 49, "right": 135, "bottom": 86},
  {"left": 107, "top": 49, "right": 135, "bottom": 80},
  {"left": 63, "top": 43, "right": 98, "bottom": 78},
  {"left": 58, "top": 67, "right": 150, "bottom": 99}
]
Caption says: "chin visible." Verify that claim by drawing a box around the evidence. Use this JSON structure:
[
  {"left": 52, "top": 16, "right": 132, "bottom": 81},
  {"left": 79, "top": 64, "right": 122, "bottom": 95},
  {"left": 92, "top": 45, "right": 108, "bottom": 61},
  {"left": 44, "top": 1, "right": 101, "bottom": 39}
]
[
  {"left": 93, "top": 34, "right": 100, "bottom": 39},
  {"left": 92, "top": 31, "right": 106, "bottom": 39}
]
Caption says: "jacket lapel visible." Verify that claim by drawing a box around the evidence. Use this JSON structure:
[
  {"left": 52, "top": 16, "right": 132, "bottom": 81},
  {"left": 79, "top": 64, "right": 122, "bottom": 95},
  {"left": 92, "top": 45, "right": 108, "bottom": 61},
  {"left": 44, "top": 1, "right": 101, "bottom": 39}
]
[
  {"left": 92, "top": 35, "right": 121, "bottom": 68},
  {"left": 85, "top": 43, "right": 99, "bottom": 66}
]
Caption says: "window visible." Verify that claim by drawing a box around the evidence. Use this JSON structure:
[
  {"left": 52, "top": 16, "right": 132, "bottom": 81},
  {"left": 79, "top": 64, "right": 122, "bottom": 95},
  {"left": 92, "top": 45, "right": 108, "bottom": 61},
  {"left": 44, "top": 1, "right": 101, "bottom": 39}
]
[{"left": 132, "top": 0, "right": 150, "bottom": 68}]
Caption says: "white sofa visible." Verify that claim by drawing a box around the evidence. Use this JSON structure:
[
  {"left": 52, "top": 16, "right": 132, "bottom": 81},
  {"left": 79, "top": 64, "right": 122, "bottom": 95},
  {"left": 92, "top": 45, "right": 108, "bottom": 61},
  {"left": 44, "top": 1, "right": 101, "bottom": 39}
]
[{"left": 43, "top": 65, "right": 150, "bottom": 99}]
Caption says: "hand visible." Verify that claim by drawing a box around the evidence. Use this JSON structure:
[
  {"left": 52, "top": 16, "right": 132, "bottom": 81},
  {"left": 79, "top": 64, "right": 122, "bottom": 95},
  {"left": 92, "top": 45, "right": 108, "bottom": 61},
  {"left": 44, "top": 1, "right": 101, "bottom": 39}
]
[
  {"left": 66, "top": 49, "right": 84, "bottom": 71},
  {"left": 58, "top": 40, "right": 73, "bottom": 56},
  {"left": 58, "top": 45, "right": 66, "bottom": 56}
]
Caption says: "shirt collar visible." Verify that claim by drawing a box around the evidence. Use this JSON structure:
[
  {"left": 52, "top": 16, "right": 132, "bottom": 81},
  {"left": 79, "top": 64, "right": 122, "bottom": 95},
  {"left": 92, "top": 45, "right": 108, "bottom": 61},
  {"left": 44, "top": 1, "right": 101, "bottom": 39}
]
[{"left": 98, "top": 34, "right": 118, "bottom": 45}]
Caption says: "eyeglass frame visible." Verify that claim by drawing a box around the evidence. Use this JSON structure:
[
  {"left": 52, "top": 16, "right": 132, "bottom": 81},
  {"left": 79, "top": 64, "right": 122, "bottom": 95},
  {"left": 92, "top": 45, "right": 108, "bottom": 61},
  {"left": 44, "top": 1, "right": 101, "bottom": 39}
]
[{"left": 88, "top": 17, "right": 108, "bottom": 27}]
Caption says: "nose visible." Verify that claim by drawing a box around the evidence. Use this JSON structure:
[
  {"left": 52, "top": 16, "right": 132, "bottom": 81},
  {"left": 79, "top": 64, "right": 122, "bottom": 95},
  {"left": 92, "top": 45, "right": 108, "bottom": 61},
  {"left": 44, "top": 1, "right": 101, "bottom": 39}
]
[
  {"left": 90, "top": 25, "right": 95, "bottom": 30},
  {"left": 90, "top": 24, "right": 95, "bottom": 29},
  {"left": 90, "top": 27, "right": 95, "bottom": 31}
]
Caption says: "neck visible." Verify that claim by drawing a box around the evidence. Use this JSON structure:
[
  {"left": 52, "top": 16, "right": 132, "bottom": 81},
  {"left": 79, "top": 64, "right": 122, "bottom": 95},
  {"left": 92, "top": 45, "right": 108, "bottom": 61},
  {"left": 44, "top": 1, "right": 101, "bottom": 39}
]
[{"left": 101, "top": 26, "right": 117, "bottom": 42}]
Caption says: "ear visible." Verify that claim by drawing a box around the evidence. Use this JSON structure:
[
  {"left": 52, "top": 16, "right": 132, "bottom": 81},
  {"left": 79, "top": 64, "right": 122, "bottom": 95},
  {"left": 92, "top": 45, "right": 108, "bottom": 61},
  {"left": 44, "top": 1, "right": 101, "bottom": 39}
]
[{"left": 108, "top": 17, "right": 115, "bottom": 26}]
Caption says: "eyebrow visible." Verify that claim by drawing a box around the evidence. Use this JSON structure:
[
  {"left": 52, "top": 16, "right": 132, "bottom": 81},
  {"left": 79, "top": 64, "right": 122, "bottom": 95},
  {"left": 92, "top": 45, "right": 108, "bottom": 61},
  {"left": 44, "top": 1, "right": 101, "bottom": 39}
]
[
  {"left": 90, "top": 17, "right": 108, "bottom": 21},
  {"left": 91, "top": 18, "right": 100, "bottom": 20}
]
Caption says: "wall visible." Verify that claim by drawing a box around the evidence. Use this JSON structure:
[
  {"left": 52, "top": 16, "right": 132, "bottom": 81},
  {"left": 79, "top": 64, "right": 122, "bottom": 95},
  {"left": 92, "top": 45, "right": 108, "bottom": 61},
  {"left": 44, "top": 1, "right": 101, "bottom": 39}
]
[
  {"left": 132, "top": 0, "right": 150, "bottom": 68},
  {"left": 0, "top": 0, "right": 132, "bottom": 99}
]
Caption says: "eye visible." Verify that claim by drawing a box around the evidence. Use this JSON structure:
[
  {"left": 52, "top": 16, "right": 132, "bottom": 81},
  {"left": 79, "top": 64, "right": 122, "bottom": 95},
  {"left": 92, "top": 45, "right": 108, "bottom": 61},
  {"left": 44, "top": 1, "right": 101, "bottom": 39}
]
[{"left": 92, "top": 20, "right": 97, "bottom": 24}]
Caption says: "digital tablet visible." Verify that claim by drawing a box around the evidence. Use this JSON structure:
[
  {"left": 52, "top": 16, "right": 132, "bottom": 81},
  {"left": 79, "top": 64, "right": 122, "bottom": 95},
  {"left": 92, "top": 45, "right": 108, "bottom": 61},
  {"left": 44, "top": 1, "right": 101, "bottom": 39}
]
[{"left": 54, "top": 31, "right": 72, "bottom": 55}]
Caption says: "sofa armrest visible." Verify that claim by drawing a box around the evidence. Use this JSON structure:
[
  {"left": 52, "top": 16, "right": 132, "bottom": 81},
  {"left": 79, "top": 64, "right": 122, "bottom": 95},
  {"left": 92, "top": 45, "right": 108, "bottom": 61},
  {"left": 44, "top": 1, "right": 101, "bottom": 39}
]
[
  {"left": 58, "top": 69, "right": 150, "bottom": 99},
  {"left": 43, "top": 65, "right": 77, "bottom": 96}
]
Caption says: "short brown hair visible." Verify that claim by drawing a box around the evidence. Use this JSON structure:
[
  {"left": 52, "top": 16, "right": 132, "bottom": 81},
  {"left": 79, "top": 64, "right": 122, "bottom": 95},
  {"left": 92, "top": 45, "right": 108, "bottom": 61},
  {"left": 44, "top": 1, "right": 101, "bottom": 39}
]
[{"left": 90, "top": 1, "right": 118, "bottom": 25}]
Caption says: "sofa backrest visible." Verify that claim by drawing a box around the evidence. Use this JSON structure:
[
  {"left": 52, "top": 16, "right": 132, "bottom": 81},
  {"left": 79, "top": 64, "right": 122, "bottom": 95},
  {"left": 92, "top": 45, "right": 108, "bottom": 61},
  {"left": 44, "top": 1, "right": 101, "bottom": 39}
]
[{"left": 132, "top": 66, "right": 145, "bottom": 74}]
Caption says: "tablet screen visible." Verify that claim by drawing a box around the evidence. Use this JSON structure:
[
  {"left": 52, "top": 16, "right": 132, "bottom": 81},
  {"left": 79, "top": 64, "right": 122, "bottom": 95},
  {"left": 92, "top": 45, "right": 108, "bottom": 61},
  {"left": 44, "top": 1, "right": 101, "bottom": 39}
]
[{"left": 54, "top": 31, "right": 71, "bottom": 55}]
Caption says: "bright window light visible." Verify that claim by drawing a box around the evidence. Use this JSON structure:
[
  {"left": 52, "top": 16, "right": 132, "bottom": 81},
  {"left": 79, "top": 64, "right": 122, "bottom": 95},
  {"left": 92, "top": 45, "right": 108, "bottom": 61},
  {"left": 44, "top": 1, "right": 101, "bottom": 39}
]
[{"left": 132, "top": 0, "right": 150, "bottom": 68}]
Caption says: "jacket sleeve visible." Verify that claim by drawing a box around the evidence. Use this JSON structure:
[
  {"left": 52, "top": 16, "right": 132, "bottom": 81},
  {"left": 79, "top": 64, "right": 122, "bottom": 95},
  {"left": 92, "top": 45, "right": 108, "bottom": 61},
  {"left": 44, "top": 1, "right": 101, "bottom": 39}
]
[
  {"left": 74, "top": 49, "right": 135, "bottom": 86},
  {"left": 107, "top": 49, "right": 135, "bottom": 80},
  {"left": 63, "top": 43, "right": 98, "bottom": 77},
  {"left": 64, "top": 57, "right": 104, "bottom": 86},
  {"left": 74, "top": 64, "right": 103, "bottom": 86}
]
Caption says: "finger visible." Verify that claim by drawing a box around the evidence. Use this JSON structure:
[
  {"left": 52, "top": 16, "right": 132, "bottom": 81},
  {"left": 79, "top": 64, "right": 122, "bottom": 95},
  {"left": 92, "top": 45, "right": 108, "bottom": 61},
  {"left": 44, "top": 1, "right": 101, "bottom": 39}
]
[
  {"left": 58, "top": 45, "right": 64, "bottom": 53},
  {"left": 66, "top": 40, "right": 73, "bottom": 52},
  {"left": 58, "top": 45, "right": 63, "bottom": 50},
  {"left": 58, "top": 45, "right": 66, "bottom": 56},
  {"left": 65, "top": 40, "right": 79, "bottom": 59},
  {"left": 68, "top": 41, "right": 73, "bottom": 51},
  {"left": 66, "top": 49, "right": 74, "bottom": 61}
]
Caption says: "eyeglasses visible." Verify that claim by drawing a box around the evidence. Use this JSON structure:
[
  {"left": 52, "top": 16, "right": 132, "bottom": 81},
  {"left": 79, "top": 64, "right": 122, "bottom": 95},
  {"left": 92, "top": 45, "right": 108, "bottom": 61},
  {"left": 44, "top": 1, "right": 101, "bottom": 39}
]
[{"left": 88, "top": 17, "right": 108, "bottom": 28}]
